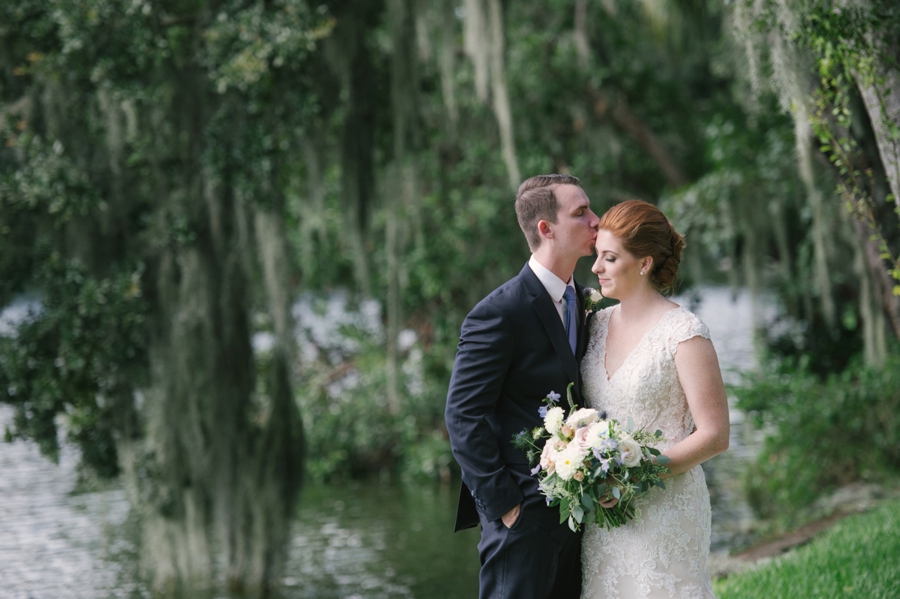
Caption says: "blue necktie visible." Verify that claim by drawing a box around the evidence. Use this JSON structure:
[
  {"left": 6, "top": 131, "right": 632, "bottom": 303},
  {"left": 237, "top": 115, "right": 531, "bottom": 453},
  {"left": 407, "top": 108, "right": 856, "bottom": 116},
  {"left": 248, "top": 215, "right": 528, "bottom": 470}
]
[{"left": 563, "top": 286, "right": 577, "bottom": 355}]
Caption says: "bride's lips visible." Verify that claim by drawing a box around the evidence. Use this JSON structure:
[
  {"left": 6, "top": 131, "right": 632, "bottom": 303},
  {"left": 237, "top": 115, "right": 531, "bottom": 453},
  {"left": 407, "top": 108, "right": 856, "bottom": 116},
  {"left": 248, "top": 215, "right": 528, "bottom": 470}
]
[{"left": 598, "top": 278, "right": 610, "bottom": 286}]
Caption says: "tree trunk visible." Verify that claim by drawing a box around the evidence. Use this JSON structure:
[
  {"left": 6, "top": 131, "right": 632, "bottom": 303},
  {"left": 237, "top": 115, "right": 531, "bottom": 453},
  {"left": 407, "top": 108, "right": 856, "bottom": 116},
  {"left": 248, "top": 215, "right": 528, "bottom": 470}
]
[
  {"left": 856, "top": 63, "right": 900, "bottom": 210},
  {"left": 794, "top": 104, "right": 837, "bottom": 329},
  {"left": 128, "top": 48, "right": 304, "bottom": 592},
  {"left": 327, "top": 5, "right": 380, "bottom": 294}
]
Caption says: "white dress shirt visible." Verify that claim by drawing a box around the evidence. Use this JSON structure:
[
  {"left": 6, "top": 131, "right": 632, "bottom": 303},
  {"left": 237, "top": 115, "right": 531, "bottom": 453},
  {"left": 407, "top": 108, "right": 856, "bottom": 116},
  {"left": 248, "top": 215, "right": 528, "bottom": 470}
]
[{"left": 528, "top": 256, "right": 575, "bottom": 326}]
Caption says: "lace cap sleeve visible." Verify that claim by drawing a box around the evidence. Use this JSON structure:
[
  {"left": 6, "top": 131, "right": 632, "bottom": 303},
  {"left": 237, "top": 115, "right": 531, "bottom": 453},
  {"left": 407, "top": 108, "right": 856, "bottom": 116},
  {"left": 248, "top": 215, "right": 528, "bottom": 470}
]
[{"left": 668, "top": 308, "right": 710, "bottom": 356}]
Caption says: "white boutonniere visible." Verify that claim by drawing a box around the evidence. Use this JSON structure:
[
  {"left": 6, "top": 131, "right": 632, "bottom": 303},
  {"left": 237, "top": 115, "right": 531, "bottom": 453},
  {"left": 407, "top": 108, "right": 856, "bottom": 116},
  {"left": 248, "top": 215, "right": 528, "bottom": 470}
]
[{"left": 582, "top": 287, "right": 602, "bottom": 315}]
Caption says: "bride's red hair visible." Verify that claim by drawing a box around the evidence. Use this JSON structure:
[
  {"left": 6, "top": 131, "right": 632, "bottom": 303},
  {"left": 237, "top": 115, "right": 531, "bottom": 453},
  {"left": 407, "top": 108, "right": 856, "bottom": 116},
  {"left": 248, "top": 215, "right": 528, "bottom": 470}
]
[{"left": 598, "top": 200, "right": 685, "bottom": 292}]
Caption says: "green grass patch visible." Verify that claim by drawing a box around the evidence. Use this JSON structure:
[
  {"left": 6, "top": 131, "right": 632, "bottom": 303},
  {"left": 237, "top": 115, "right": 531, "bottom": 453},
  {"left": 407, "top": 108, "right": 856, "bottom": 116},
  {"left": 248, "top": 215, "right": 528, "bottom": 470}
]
[{"left": 715, "top": 499, "right": 900, "bottom": 598}]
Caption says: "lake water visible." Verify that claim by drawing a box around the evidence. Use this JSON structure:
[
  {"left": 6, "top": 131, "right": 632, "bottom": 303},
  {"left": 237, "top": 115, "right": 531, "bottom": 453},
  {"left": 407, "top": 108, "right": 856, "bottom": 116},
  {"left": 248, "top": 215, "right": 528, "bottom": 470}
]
[{"left": 0, "top": 286, "right": 767, "bottom": 598}]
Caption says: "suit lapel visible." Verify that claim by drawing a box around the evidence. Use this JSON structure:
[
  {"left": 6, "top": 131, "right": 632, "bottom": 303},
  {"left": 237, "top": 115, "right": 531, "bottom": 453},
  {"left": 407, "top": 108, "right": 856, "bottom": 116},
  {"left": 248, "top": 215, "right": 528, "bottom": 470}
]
[
  {"left": 521, "top": 265, "right": 580, "bottom": 388},
  {"left": 575, "top": 281, "right": 589, "bottom": 362}
]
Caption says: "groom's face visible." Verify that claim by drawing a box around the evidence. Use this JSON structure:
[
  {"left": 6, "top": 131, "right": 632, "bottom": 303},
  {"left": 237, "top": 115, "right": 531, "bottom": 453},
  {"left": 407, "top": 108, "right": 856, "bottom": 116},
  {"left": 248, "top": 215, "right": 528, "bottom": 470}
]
[{"left": 547, "top": 184, "right": 600, "bottom": 261}]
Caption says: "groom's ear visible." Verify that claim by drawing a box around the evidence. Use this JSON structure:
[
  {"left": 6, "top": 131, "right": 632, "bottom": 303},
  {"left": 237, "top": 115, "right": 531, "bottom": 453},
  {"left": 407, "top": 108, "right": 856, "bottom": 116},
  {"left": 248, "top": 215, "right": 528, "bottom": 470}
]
[{"left": 537, "top": 219, "right": 554, "bottom": 242}]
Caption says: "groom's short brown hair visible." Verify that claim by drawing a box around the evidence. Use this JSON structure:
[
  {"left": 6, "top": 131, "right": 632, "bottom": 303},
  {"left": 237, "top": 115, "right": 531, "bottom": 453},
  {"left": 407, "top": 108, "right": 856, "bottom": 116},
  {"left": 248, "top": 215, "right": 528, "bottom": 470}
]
[{"left": 515, "top": 174, "right": 581, "bottom": 252}]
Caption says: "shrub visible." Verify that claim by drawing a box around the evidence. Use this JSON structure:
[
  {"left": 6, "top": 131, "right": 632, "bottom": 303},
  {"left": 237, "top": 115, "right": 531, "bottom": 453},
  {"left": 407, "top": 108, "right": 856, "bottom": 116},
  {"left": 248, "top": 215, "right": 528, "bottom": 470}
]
[{"left": 733, "top": 352, "right": 900, "bottom": 521}]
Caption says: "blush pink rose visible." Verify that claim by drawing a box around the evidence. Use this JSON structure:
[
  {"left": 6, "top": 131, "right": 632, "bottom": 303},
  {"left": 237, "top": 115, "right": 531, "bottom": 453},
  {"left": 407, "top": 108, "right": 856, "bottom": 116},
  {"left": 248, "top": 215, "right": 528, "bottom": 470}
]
[
  {"left": 540, "top": 441, "right": 557, "bottom": 475},
  {"left": 574, "top": 425, "right": 592, "bottom": 451}
]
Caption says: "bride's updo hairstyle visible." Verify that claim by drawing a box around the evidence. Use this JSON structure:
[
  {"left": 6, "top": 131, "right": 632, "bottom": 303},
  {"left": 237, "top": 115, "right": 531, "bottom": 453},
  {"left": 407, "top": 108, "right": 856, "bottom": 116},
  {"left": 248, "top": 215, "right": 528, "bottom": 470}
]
[{"left": 598, "top": 200, "right": 686, "bottom": 293}]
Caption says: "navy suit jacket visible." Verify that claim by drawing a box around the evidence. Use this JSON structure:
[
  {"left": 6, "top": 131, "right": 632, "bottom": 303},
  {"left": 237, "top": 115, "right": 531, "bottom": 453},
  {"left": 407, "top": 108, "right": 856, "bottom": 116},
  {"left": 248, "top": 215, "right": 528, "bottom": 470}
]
[{"left": 445, "top": 263, "right": 591, "bottom": 531}]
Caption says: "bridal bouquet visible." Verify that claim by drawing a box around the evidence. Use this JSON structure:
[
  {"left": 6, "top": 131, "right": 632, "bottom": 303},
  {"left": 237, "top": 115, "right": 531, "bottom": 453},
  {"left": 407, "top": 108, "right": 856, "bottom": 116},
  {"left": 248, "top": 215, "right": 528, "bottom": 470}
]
[{"left": 512, "top": 384, "right": 670, "bottom": 531}]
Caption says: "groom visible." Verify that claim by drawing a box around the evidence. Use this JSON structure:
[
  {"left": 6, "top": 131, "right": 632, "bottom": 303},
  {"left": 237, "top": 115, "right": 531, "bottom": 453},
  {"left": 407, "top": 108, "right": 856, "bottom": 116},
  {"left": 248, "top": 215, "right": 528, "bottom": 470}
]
[{"left": 445, "top": 174, "right": 600, "bottom": 598}]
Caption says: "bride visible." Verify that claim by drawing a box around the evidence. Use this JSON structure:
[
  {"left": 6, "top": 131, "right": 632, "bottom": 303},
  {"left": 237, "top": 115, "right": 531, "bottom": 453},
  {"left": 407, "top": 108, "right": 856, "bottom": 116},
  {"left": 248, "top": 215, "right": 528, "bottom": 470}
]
[{"left": 580, "top": 200, "right": 730, "bottom": 599}]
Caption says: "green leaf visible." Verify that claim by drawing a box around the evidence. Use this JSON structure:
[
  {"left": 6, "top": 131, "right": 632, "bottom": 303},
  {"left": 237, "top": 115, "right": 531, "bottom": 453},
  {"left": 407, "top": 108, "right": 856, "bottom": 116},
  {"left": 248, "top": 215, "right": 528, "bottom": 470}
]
[
  {"left": 655, "top": 455, "right": 671, "bottom": 464},
  {"left": 894, "top": 286, "right": 900, "bottom": 297},
  {"left": 572, "top": 505, "right": 584, "bottom": 523},
  {"left": 568, "top": 515, "right": 577, "bottom": 532},
  {"left": 581, "top": 493, "right": 594, "bottom": 511},
  {"left": 612, "top": 486, "right": 621, "bottom": 499}
]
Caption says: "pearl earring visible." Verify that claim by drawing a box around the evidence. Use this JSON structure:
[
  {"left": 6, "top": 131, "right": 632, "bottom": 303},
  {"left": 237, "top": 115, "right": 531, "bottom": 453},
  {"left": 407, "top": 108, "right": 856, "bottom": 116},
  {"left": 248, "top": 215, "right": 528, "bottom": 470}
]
[{"left": 640, "top": 270, "right": 645, "bottom": 276}]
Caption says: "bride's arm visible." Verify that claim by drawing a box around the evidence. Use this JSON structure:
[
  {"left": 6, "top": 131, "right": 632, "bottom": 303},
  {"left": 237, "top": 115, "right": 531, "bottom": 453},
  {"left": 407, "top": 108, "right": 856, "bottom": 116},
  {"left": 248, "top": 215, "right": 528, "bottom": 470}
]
[{"left": 659, "top": 336, "right": 730, "bottom": 477}]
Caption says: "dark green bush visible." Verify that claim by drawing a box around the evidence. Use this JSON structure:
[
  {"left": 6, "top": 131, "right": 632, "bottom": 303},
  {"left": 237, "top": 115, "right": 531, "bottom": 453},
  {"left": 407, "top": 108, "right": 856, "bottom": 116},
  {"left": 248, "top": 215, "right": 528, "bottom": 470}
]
[
  {"left": 734, "top": 352, "right": 900, "bottom": 521},
  {"left": 294, "top": 322, "right": 455, "bottom": 484},
  {"left": 0, "top": 259, "right": 147, "bottom": 477}
]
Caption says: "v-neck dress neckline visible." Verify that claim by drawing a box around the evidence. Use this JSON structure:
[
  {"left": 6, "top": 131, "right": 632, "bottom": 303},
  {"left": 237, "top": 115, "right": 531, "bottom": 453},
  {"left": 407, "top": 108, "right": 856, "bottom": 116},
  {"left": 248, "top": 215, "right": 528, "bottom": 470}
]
[{"left": 602, "top": 305, "right": 683, "bottom": 383}]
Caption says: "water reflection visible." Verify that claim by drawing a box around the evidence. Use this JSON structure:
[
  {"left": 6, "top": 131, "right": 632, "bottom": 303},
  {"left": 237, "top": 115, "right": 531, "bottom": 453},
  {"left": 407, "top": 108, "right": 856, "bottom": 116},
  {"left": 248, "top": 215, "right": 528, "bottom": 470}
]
[
  {"left": 0, "top": 404, "right": 143, "bottom": 598},
  {"left": 0, "top": 408, "right": 480, "bottom": 599},
  {"left": 283, "top": 482, "right": 479, "bottom": 598}
]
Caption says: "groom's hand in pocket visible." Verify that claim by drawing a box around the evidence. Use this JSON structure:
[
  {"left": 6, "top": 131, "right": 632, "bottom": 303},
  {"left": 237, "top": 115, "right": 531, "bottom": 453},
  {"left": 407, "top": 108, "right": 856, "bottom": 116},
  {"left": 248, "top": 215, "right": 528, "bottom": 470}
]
[{"left": 501, "top": 503, "right": 521, "bottom": 528}]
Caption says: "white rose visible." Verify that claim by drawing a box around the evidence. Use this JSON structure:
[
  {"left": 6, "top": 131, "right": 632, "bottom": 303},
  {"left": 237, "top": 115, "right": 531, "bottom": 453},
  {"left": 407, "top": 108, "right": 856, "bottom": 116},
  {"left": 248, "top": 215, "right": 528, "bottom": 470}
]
[
  {"left": 544, "top": 406, "right": 565, "bottom": 436},
  {"left": 590, "top": 288, "right": 602, "bottom": 302},
  {"left": 619, "top": 436, "right": 643, "bottom": 468},
  {"left": 565, "top": 408, "right": 598, "bottom": 430}
]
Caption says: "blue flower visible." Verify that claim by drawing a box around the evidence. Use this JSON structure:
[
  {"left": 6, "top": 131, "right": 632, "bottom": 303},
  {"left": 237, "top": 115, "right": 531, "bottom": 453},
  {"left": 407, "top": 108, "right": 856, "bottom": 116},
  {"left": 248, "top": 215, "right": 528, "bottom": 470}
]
[
  {"left": 546, "top": 391, "right": 561, "bottom": 404},
  {"left": 600, "top": 438, "right": 618, "bottom": 452},
  {"left": 531, "top": 464, "right": 542, "bottom": 475},
  {"left": 538, "top": 406, "right": 549, "bottom": 418},
  {"left": 512, "top": 430, "right": 529, "bottom": 447},
  {"left": 592, "top": 451, "right": 613, "bottom": 473}
]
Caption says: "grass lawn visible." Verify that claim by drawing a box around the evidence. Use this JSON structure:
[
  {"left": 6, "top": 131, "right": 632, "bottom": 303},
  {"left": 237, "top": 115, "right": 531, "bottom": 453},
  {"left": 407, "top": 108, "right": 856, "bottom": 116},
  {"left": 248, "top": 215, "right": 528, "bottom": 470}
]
[{"left": 714, "top": 498, "right": 900, "bottom": 598}]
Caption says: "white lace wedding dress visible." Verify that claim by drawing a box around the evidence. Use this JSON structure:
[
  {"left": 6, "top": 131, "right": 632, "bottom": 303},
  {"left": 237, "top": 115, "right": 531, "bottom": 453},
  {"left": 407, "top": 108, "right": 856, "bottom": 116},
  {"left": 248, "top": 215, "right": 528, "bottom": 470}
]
[{"left": 580, "top": 305, "right": 716, "bottom": 599}]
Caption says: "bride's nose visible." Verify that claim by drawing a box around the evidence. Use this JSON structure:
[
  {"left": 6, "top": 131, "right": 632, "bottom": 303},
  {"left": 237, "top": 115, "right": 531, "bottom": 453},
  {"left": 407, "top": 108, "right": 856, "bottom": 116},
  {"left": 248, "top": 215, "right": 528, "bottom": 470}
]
[{"left": 591, "top": 257, "right": 603, "bottom": 274}]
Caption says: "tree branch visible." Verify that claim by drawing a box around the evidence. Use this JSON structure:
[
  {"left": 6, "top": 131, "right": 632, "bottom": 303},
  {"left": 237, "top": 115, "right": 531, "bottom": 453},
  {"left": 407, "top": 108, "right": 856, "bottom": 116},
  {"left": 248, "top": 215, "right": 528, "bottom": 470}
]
[{"left": 588, "top": 85, "right": 689, "bottom": 188}]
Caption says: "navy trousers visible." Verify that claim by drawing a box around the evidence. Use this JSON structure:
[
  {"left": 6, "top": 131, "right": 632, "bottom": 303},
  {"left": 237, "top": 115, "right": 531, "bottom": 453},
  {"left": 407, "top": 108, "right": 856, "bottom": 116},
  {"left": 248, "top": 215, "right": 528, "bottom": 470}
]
[{"left": 476, "top": 468, "right": 583, "bottom": 599}]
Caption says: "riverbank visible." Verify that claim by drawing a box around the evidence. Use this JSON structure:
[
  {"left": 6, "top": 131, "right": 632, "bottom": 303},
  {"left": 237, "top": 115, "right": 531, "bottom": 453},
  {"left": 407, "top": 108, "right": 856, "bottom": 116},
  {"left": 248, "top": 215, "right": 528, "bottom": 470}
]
[
  {"left": 713, "top": 495, "right": 900, "bottom": 597},
  {"left": 709, "top": 481, "right": 900, "bottom": 579}
]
